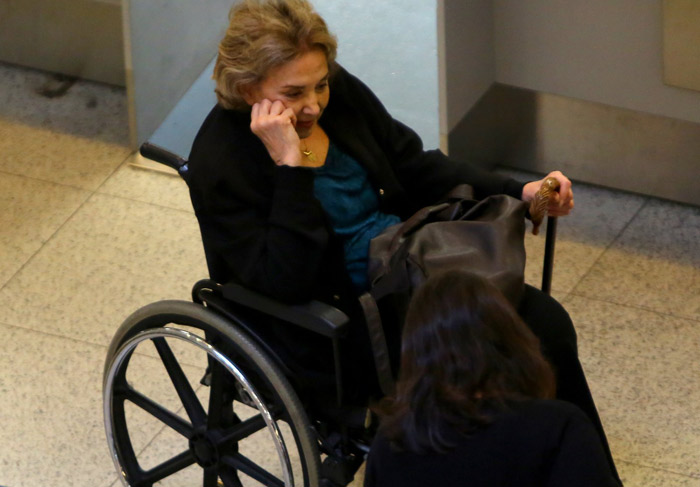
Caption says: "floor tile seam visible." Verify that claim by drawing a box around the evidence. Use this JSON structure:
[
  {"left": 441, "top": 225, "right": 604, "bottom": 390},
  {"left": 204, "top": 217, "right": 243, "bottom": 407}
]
[
  {"left": 91, "top": 154, "right": 195, "bottom": 215},
  {"left": 0, "top": 186, "right": 100, "bottom": 294},
  {"left": 92, "top": 150, "right": 135, "bottom": 193},
  {"left": 112, "top": 384, "right": 204, "bottom": 469},
  {"left": 569, "top": 197, "right": 651, "bottom": 296},
  {"left": 0, "top": 318, "right": 110, "bottom": 352},
  {"left": 105, "top": 410, "right": 204, "bottom": 485},
  {"left": 93, "top": 187, "right": 196, "bottom": 216},
  {"left": 0, "top": 167, "right": 94, "bottom": 193},
  {"left": 0, "top": 151, "right": 190, "bottom": 293},
  {"left": 566, "top": 290, "right": 700, "bottom": 324},
  {"left": 131, "top": 422, "right": 170, "bottom": 465},
  {"left": 617, "top": 458, "right": 700, "bottom": 480},
  {"left": 0, "top": 318, "right": 205, "bottom": 365},
  {"left": 0, "top": 316, "right": 210, "bottom": 369},
  {"left": 555, "top": 291, "right": 572, "bottom": 306},
  {"left": 126, "top": 348, "right": 204, "bottom": 370},
  {"left": 0, "top": 148, "right": 125, "bottom": 283}
]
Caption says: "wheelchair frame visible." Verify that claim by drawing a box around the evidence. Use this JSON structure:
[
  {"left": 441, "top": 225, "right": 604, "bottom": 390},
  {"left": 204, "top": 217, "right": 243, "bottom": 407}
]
[{"left": 102, "top": 142, "right": 558, "bottom": 487}]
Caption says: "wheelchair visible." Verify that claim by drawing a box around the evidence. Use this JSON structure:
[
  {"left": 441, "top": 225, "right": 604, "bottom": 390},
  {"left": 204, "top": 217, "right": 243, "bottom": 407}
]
[{"left": 103, "top": 143, "right": 559, "bottom": 487}]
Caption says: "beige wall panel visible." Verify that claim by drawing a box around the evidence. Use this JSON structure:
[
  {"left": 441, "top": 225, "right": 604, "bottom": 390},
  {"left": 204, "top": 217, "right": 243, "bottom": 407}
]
[
  {"left": 314, "top": 0, "right": 440, "bottom": 150},
  {"left": 440, "top": 0, "right": 496, "bottom": 133},
  {"left": 494, "top": 0, "right": 700, "bottom": 125},
  {"left": 0, "top": 0, "right": 124, "bottom": 85},
  {"left": 449, "top": 84, "right": 700, "bottom": 206},
  {"left": 123, "top": 0, "right": 232, "bottom": 147},
  {"left": 663, "top": 0, "right": 700, "bottom": 92}
]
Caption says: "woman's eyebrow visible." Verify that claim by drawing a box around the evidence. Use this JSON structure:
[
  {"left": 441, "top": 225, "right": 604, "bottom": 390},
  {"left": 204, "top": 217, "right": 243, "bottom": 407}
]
[{"left": 281, "top": 74, "right": 329, "bottom": 90}]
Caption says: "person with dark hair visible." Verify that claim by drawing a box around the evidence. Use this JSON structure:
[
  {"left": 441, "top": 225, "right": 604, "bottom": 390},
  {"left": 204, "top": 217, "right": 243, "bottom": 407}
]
[
  {"left": 365, "top": 270, "right": 619, "bottom": 487},
  {"left": 187, "top": 0, "right": 620, "bottom": 483}
]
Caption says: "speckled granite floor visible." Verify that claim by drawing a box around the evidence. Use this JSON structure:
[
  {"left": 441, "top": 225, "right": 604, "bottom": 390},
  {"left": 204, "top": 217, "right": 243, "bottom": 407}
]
[{"left": 0, "top": 61, "right": 699, "bottom": 486}]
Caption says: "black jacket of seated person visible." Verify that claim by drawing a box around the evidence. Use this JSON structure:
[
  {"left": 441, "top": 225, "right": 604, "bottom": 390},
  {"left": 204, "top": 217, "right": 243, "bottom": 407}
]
[
  {"left": 186, "top": 65, "right": 620, "bottom": 483},
  {"left": 364, "top": 399, "right": 620, "bottom": 487},
  {"left": 188, "top": 66, "right": 524, "bottom": 307},
  {"left": 187, "top": 65, "right": 524, "bottom": 388}
]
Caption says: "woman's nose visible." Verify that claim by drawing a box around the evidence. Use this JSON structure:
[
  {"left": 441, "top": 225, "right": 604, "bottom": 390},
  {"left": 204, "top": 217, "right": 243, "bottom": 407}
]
[{"left": 302, "top": 93, "right": 320, "bottom": 115}]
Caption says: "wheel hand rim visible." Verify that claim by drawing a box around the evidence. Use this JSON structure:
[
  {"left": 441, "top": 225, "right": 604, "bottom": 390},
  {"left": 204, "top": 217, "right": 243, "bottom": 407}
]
[{"left": 103, "top": 326, "right": 294, "bottom": 487}]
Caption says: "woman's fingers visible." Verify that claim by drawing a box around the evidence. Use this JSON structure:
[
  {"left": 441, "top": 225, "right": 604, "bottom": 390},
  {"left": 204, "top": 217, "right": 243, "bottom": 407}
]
[
  {"left": 249, "top": 99, "right": 302, "bottom": 166},
  {"left": 252, "top": 98, "right": 271, "bottom": 116},
  {"left": 548, "top": 191, "right": 574, "bottom": 216},
  {"left": 271, "top": 100, "right": 292, "bottom": 116},
  {"left": 545, "top": 171, "right": 574, "bottom": 216},
  {"left": 521, "top": 170, "right": 575, "bottom": 218},
  {"left": 282, "top": 106, "right": 297, "bottom": 127},
  {"left": 251, "top": 100, "right": 295, "bottom": 129}
]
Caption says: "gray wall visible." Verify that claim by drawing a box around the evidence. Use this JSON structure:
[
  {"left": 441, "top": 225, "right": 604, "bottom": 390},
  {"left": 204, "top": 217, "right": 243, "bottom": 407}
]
[
  {"left": 0, "top": 0, "right": 124, "bottom": 85},
  {"left": 314, "top": 0, "right": 440, "bottom": 150},
  {"left": 440, "top": 0, "right": 495, "bottom": 133},
  {"left": 446, "top": 0, "right": 700, "bottom": 205},
  {"left": 493, "top": 0, "right": 700, "bottom": 124},
  {"left": 663, "top": 0, "right": 700, "bottom": 92},
  {"left": 123, "top": 0, "right": 231, "bottom": 147}
]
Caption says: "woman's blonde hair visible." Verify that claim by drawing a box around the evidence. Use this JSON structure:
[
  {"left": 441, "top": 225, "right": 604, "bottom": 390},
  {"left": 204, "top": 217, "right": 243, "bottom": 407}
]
[{"left": 213, "top": 0, "right": 337, "bottom": 110}]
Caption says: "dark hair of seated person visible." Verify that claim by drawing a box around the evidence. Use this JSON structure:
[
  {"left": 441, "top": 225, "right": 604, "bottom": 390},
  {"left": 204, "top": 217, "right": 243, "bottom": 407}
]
[{"left": 374, "top": 270, "right": 556, "bottom": 454}]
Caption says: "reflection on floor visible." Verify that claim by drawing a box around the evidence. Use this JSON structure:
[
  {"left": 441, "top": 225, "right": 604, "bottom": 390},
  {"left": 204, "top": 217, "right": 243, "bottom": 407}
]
[{"left": 0, "top": 62, "right": 698, "bottom": 487}]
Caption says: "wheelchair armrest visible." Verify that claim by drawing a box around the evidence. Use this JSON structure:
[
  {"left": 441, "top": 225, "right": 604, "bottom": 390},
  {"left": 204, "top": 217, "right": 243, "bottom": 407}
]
[{"left": 219, "top": 281, "right": 350, "bottom": 339}]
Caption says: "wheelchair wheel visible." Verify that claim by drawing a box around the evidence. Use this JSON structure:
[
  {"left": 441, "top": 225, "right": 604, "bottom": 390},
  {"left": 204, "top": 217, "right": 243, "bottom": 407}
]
[{"left": 103, "top": 300, "right": 321, "bottom": 487}]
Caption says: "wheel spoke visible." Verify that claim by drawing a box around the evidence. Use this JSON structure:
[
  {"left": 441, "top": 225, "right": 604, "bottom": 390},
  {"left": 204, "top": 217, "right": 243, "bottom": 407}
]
[
  {"left": 106, "top": 316, "right": 318, "bottom": 487},
  {"left": 118, "top": 386, "right": 194, "bottom": 438},
  {"left": 222, "top": 453, "right": 285, "bottom": 487},
  {"left": 141, "top": 450, "right": 196, "bottom": 484},
  {"left": 202, "top": 467, "right": 220, "bottom": 487},
  {"left": 152, "top": 337, "right": 207, "bottom": 427},
  {"left": 111, "top": 393, "right": 146, "bottom": 483},
  {"left": 219, "top": 413, "right": 267, "bottom": 447},
  {"left": 218, "top": 466, "right": 244, "bottom": 487}
]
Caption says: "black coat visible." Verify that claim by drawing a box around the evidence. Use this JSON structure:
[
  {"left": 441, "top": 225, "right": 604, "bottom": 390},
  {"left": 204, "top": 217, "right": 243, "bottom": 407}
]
[
  {"left": 187, "top": 66, "right": 524, "bottom": 314},
  {"left": 186, "top": 70, "right": 620, "bottom": 481},
  {"left": 364, "top": 400, "right": 620, "bottom": 487}
]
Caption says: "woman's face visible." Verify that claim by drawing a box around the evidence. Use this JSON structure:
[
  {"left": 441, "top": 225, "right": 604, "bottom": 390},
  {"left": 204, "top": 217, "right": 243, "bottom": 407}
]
[{"left": 243, "top": 49, "right": 330, "bottom": 139}]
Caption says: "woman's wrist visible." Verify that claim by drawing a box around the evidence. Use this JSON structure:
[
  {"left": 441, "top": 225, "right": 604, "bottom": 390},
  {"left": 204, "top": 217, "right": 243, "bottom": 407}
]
[
  {"left": 521, "top": 181, "right": 538, "bottom": 202},
  {"left": 275, "top": 149, "right": 302, "bottom": 167}
]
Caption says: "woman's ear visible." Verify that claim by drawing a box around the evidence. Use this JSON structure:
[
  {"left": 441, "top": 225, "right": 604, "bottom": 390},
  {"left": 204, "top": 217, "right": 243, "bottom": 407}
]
[{"left": 239, "top": 83, "right": 259, "bottom": 106}]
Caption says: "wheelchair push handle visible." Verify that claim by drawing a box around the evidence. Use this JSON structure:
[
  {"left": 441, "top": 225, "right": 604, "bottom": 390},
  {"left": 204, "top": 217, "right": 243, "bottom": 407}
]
[
  {"left": 528, "top": 176, "right": 561, "bottom": 295},
  {"left": 529, "top": 176, "right": 561, "bottom": 236},
  {"left": 139, "top": 142, "right": 189, "bottom": 173}
]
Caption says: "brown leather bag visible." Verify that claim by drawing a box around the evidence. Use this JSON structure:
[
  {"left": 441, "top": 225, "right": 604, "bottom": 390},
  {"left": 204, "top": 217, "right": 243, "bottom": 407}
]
[{"left": 359, "top": 187, "right": 528, "bottom": 395}]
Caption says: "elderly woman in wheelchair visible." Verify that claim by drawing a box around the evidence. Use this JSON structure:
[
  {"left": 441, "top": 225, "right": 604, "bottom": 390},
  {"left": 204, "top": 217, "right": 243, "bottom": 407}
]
[{"left": 103, "top": 1, "right": 620, "bottom": 486}]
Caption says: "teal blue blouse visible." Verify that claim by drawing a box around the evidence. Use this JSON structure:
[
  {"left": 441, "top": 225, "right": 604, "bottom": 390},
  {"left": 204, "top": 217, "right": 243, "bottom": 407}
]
[{"left": 313, "top": 142, "right": 401, "bottom": 292}]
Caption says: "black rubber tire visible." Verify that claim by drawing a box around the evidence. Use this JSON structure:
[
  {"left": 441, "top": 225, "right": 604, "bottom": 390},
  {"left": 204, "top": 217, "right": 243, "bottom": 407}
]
[{"left": 103, "top": 300, "right": 321, "bottom": 487}]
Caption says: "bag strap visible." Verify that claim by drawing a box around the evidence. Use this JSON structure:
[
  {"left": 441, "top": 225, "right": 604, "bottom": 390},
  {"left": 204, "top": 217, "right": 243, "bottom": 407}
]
[
  {"left": 442, "top": 183, "right": 474, "bottom": 201},
  {"left": 388, "top": 202, "right": 450, "bottom": 252},
  {"left": 358, "top": 292, "right": 396, "bottom": 397},
  {"left": 387, "top": 184, "right": 475, "bottom": 252}
]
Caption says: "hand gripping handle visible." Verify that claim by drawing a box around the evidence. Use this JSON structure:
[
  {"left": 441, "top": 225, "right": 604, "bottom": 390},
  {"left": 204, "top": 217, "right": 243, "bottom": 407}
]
[{"left": 529, "top": 176, "right": 561, "bottom": 236}]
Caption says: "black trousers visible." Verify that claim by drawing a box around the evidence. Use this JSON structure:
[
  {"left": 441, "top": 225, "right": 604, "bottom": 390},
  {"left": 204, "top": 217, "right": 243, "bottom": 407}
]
[
  {"left": 518, "top": 284, "right": 621, "bottom": 485},
  {"left": 250, "top": 283, "right": 622, "bottom": 484}
]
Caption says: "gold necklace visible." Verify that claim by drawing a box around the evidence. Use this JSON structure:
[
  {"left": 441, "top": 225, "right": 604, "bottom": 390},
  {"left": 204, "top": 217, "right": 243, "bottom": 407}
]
[{"left": 301, "top": 141, "right": 317, "bottom": 163}]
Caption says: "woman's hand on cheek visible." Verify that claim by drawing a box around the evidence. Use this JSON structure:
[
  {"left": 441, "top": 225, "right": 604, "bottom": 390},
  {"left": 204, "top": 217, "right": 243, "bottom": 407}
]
[
  {"left": 250, "top": 99, "right": 303, "bottom": 166},
  {"left": 521, "top": 170, "right": 574, "bottom": 217}
]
